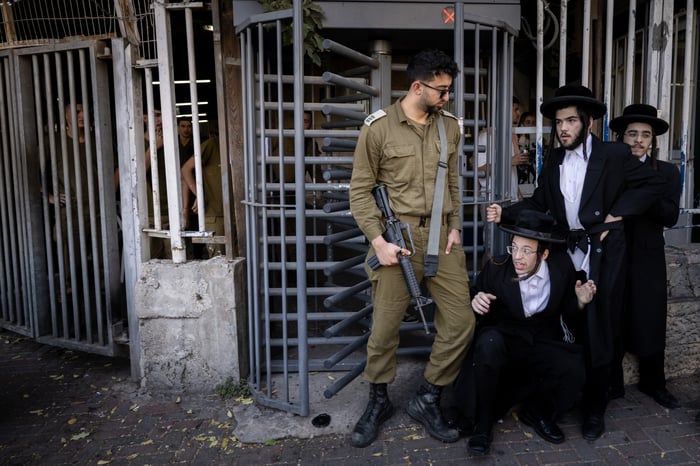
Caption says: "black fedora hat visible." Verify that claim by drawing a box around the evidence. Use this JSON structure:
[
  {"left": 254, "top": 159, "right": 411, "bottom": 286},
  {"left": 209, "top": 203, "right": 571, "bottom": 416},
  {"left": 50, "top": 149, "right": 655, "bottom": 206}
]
[
  {"left": 540, "top": 85, "right": 607, "bottom": 120},
  {"left": 499, "top": 210, "right": 566, "bottom": 244},
  {"left": 609, "top": 104, "right": 669, "bottom": 136}
]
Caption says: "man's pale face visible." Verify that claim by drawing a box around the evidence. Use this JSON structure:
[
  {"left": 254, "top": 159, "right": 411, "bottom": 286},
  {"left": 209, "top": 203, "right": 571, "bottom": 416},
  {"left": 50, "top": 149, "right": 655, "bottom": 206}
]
[
  {"left": 510, "top": 235, "right": 546, "bottom": 275},
  {"left": 554, "top": 106, "right": 587, "bottom": 150},
  {"left": 512, "top": 103, "right": 521, "bottom": 125},
  {"left": 65, "top": 104, "right": 84, "bottom": 130},
  {"left": 144, "top": 110, "right": 163, "bottom": 131},
  {"left": 521, "top": 114, "right": 535, "bottom": 127},
  {"left": 419, "top": 73, "right": 452, "bottom": 114},
  {"left": 178, "top": 120, "right": 193, "bottom": 139},
  {"left": 622, "top": 122, "right": 653, "bottom": 159}
]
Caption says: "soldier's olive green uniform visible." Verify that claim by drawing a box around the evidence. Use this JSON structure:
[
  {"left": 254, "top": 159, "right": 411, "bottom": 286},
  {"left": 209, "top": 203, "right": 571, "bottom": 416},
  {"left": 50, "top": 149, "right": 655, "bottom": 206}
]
[{"left": 349, "top": 98, "right": 475, "bottom": 387}]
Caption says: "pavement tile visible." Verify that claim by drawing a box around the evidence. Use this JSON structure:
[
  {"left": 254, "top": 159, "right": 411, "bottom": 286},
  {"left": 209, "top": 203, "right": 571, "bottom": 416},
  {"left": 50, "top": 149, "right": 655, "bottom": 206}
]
[
  {"left": 2, "top": 327, "right": 700, "bottom": 466},
  {"left": 646, "top": 449, "right": 694, "bottom": 465}
]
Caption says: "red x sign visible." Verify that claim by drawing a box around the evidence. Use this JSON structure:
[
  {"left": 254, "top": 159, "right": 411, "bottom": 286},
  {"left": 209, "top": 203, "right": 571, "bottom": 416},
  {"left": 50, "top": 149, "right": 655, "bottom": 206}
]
[{"left": 442, "top": 6, "right": 455, "bottom": 24}]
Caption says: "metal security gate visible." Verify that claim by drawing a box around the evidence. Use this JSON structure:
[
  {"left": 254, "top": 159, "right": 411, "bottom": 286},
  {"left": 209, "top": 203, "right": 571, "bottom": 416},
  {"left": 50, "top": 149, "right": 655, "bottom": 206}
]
[
  {"left": 0, "top": 42, "right": 121, "bottom": 355},
  {"left": 237, "top": 1, "right": 519, "bottom": 415}
]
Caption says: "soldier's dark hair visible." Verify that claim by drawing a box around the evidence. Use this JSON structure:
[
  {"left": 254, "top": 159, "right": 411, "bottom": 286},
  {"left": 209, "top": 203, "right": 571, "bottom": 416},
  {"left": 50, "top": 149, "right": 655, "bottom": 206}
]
[{"left": 406, "top": 49, "right": 459, "bottom": 85}]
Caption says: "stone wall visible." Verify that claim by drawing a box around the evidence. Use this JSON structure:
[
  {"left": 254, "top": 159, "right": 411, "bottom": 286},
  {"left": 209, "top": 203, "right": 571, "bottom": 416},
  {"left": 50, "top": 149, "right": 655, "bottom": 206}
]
[
  {"left": 623, "top": 244, "right": 700, "bottom": 383},
  {"left": 135, "top": 256, "right": 248, "bottom": 393}
]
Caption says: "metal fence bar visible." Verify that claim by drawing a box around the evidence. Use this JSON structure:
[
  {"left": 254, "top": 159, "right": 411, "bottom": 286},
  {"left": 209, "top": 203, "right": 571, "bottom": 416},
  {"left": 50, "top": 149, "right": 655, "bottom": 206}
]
[
  {"left": 0, "top": 57, "right": 11, "bottom": 321},
  {"left": 43, "top": 53, "right": 69, "bottom": 336},
  {"left": 679, "top": 2, "right": 695, "bottom": 208},
  {"left": 625, "top": 0, "right": 637, "bottom": 106},
  {"left": 55, "top": 53, "right": 84, "bottom": 340},
  {"left": 602, "top": 0, "right": 614, "bottom": 142},
  {"left": 184, "top": 7, "right": 206, "bottom": 233},
  {"left": 582, "top": 0, "right": 591, "bottom": 86},
  {"left": 32, "top": 54, "right": 57, "bottom": 335}
]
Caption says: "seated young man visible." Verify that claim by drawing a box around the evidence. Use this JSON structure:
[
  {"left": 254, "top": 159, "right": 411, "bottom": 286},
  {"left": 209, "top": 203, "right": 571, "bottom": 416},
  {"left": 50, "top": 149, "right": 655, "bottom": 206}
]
[{"left": 453, "top": 209, "right": 596, "bottom": 455}]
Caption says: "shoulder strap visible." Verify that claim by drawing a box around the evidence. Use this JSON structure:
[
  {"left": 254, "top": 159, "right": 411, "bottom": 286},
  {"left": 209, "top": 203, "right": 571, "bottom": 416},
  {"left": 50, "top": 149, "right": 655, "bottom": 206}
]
[{"left": 424, "top": 116, "right": 449, "bottom": 277}]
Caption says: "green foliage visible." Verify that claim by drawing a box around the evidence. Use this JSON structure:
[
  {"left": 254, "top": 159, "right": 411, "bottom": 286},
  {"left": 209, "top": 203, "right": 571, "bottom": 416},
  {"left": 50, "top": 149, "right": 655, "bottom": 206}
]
[
  {"left": 214, "top": 376, "right": 250, "bottom": 399},
  {"left": 261, "top": 0, "right": 325, "bottom": 66}
]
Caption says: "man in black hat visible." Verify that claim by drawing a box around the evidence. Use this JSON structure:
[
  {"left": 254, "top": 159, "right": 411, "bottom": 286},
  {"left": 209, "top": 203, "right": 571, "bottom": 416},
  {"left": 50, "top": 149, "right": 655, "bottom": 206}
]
[
  {"left": 486, "top": 85, "right": 665, "bottom": 441},
  {"left": 454, "top": 210, "right": 596, "bottom": 455},
  {"left": 608, "top": 104, "right": 681, "bottom": 409}
]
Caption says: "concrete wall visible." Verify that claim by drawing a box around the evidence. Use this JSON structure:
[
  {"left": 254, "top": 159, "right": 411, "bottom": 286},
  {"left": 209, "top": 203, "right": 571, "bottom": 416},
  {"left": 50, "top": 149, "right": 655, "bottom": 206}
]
[
  {"left": 135, "top": 256, "right": 248, "bottom": 393},
  {"left": 623, "top": 244, "right": 700, "bottom": 383},
  {"left": 132, "top": 245, "right": 698, "bottom": 393}
]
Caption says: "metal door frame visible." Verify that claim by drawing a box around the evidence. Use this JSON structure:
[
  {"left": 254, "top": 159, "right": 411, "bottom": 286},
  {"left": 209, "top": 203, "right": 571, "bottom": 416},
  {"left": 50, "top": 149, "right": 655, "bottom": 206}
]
[
  {"left": 238, "top": 2, "right": 517, "bottom": 415},
  {"left": 0, "top": 40, "right": 121, "bottom": 355}
]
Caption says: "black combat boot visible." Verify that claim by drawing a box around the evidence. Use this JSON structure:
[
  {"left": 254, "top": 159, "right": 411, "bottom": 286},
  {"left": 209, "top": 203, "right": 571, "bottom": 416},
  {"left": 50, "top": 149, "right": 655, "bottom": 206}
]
[
  {"left": 351, "top": 383, "right": 394, "bottom": 448},
  {"left": 407, "top": 381, "right": 459, "bottom": 443}
]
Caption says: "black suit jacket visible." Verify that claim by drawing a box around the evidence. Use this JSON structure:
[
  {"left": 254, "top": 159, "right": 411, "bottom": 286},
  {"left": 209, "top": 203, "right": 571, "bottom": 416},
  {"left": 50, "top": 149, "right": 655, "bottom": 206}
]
[
  {"left": 624, "top": 159, "right": 680, "bottom": 356},
  {"left": 474, "top": 251, "right": 581, "bottom": 344},
  {"left": 502, "top": 136, "right": 666, "bottom": 367}
]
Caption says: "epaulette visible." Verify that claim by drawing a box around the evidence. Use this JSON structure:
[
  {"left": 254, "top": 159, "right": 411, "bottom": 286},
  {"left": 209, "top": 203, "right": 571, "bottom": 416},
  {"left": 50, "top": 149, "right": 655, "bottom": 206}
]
[
  {"left": 440, "top": 109, "right": 458, "bottom": 120},
  {"left": 364, "top": 109, "right": 387, "bottom": 126}
]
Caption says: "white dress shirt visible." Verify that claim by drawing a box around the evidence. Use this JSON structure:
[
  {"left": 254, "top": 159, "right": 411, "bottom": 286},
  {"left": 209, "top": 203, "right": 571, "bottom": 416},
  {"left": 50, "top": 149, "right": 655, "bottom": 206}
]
[
  {"left": 559, "top": 134, "right": 593, "bottom": 274},
  {"left": 519, "top": 260, "right": 551, "bottom": 318}
]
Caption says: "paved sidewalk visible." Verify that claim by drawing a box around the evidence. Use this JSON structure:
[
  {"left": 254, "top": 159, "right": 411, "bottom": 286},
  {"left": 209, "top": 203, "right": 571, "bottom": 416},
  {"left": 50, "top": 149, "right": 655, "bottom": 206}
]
[{"left": 1, "top": 327, "right": 699, "bottom": 465}]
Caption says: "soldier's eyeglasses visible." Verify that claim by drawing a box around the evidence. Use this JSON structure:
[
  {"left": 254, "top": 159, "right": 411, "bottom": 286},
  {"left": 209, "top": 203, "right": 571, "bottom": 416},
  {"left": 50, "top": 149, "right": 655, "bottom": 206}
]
[{"left": 420, "top": 81, "right": 452, "bottom": 98}]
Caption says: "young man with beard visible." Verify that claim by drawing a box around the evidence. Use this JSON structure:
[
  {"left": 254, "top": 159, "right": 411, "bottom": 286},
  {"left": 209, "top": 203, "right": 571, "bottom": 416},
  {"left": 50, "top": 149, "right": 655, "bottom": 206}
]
[
  {"left": 485, "top": 85, "right": 665, "bottom": 440},
  {"left": 349, "top": 49, "right": 475, "bottom": 448}
]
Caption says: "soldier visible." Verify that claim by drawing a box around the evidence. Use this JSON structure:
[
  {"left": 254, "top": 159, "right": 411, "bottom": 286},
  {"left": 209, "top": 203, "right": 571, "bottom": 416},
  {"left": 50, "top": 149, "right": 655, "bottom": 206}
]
[{"left": 349, "top": 49, "right": 475, "bottom": 447}]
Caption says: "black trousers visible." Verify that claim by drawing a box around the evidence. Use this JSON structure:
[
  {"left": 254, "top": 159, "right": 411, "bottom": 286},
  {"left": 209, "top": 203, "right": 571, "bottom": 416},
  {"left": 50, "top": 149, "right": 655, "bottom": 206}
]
[{"left": 454, "top": 327, "right": 585, "bottom": 433}]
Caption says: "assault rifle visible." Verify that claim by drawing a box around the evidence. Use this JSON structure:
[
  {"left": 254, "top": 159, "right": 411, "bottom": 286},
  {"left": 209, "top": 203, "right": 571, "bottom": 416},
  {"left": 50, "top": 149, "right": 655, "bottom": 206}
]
[{"left": 367, "top": 184, "right": 432, "bottom": 334}]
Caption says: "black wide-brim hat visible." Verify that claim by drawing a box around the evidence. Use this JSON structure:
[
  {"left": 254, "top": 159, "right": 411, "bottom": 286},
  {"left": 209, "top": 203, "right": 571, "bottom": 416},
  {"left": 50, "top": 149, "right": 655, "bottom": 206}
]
[
  {"left": 609, "top": 103, "right": 669, "bottom": 136},
  {"left": 499, "top": 210, "right": 567, "bottom": 244},
  {"left": 540, "top": 85, "right": 607, "bottom": 120}
]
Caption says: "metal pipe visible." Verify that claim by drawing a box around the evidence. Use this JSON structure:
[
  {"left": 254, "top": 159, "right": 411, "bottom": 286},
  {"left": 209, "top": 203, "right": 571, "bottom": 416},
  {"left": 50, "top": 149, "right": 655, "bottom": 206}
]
[
  {"left": 292, "top": 0, "right": 309, "bottom": 417},
  {"left": 537, "top": 0, "right": 544, "bottom": 180},
  {"left": 322, "top": 169, "right": 353, "bottom": 181},
  {"left": 582, "top": 0, "right": 591, "bottom": 87},
  {"left": 625, "top": 0, "right": 637, "bottom": 106},
  {"left": 602, "top": 0, "right": 614, "bottom": 141},
  {"left": 322, "top": 39, "right": 379, "bottom": 68},
  {"left": 322, "top": 227, "right": 362, "bottom": 246},
  {"left": 321, "top": 104, "right": 367, "bottom": 121},
  {"left": 323, "top": 305, "right": 373, "bottom": 338},
  {"left": 185, "top": 7, "right": 205, "bottom": 232},
  {"left": 679, "top": 1, "right": 694, "bottom": 208},
  {"left": 322, "top": 253, "right": 364, "bottom": 275},
  {"left": 31, "top": 54, "right": 57, "bottom": 333},
  {"left": 323, "top": 333, "right": 370, "bottom": 369},
  {"left": 323, "top": 280, "right": 371, "bottom": 308},
  {"left": 0, "top": 60, "right": 16, "bottom": 318},
  {"left": 154, "top": 2, "right": 186, "bottom": 262},
  {"left": 322, "top": 201, "right": 350, "bottom": 213},
  {"left": 144, "top": 68, "right": 161, "bottom": 230},
  {"left": 55, "top": 53, "right": 81, "bottom": 337},
  {"left": 559, "top": 0, "right": 567, "bottom": 85},
  {"left": 322, "top": 71, "right": 379, "bottom": 97}
]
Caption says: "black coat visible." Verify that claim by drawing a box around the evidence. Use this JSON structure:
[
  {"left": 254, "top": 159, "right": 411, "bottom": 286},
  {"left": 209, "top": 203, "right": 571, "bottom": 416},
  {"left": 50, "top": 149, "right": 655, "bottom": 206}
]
[
  {"left": 453, "top": 251, "right": 584, "bottom": 422},
  {"left": 502, "top": 136, "right": 666, "bottom": 367},
  {"left": 473, "top": 251, "right": 581, "bottom": 343},
  {"left": 623, "top": 159, "right": 680, "bottom": 356}
]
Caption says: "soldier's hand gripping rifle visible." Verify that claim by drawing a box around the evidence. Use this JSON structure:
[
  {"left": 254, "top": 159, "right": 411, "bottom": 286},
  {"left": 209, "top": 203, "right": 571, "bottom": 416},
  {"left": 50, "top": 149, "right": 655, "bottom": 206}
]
[{"left": 367, "top": 184, "right": 432, "bottom": 334}]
